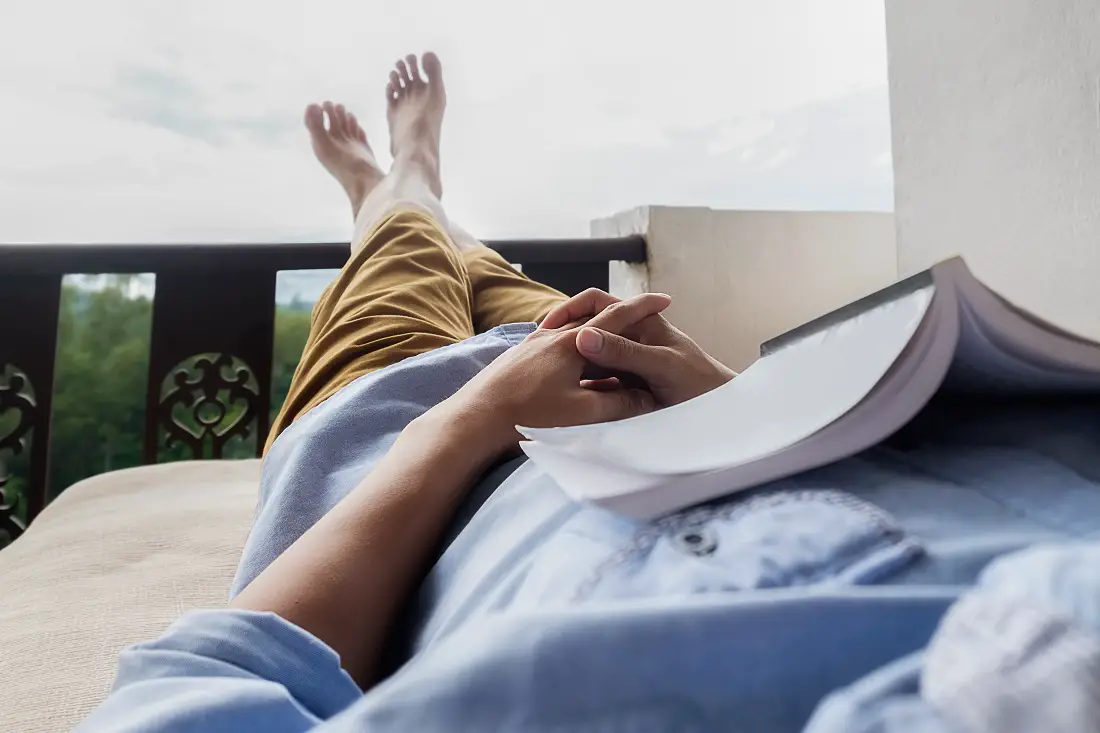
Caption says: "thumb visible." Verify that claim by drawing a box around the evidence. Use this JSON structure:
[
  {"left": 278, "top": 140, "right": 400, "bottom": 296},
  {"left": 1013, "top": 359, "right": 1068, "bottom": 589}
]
[
  {"left": 576, "top": 323, "right": 668, "bottom": 385},
  {"left": 576, "top": 327, "right": 670, "bottom": 383}
]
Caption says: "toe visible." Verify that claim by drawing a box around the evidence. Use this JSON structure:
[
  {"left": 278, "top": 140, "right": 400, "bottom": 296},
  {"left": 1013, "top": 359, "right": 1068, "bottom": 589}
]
[
  {"left": 385, "top": 82, "right": 398, "bottom": 107},
  {"left": 422, "top": 52, "right": 442, "bottom": 83},
  {"left": 405, "top": 54, "right": 422, "bottom": 84},
  {"left": 333, "top": 104, "right": 349, "bottom": 136},
  {"left": 389, "top": 70, "right": 403, "bottom": 96},
  {"left": 347, "top": 112, "right": 368, "bottom": 143},
  {"left": 304, "top": 103, "right": 325, "bottom": 134},
  {"left": 322, "top": 101, "right": 337, "bottom": 132},
  {"left": 396, "top": 58, "right": 412, "bottom": 86}
]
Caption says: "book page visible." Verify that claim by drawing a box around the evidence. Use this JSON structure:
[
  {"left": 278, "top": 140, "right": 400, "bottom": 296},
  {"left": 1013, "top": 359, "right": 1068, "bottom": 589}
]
[
  {"left": 520, "top": 440, "right": 665, "bottom": 502},
  {"left": 520, "top": 285, "right": 935, "bottom": 475},
  {"left": 947, "top": 297, "right": 1100, "bottom": 393}
]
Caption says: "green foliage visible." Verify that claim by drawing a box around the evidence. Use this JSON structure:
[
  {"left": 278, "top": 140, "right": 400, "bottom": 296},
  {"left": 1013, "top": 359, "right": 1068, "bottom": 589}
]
[
  {"left": 49, "top": 276, "right": 153, "bottom": 496},
  {"left": 0, "top": 276, "right": 312, "bottom": 515},
  {"left": 272, "top": 303, "right": 312, "bottom": 426}
]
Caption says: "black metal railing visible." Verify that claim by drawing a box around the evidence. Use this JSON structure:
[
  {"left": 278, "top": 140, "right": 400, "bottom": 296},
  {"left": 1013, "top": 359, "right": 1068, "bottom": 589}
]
[{"left": 0, "top": 237, "right": 646, "bottom": 541}]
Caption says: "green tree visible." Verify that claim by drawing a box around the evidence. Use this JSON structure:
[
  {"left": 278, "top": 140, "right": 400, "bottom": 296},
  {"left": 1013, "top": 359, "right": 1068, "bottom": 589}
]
[
  {"left": 271, "top": 307, "right": 311, "bottom": 425},
  {"left": 49, "top": 276, "right": 152, "bottom": 496}
]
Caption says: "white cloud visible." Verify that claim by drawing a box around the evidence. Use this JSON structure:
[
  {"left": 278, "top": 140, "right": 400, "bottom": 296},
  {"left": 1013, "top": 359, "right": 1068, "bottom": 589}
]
[
  {"left": 0, "top": 0, "right": 892, "bottom": 243},
  {"left": 707, "top": 117, "right": 777, "bottom": 156}
]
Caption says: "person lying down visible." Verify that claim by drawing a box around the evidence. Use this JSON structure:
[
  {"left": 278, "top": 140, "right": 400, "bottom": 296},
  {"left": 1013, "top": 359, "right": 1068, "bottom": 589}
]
[{"left": 79, "top": 52, "right": 1100, "bottom": 733}]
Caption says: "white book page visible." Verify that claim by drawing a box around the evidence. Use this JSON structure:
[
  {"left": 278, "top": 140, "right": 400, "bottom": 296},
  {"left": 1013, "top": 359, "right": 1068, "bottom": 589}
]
[
  {"left": 519, "top": 440, "right": 665, "bottom": 501},
  {"left": 946, "top": 298, "right": 1100, "bottom": 392},
  {"left": 938, "top": 261, "right": 1100, "bottom": 393},
  {"left": 535, "top": 294, "right": 959, "bottom": 520},
  {"left": 520, "top": 285, "right": 935, "bottom": 476}
]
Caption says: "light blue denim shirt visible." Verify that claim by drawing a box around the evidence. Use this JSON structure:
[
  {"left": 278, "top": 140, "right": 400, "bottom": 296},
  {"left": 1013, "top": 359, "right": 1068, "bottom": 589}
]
[{"left": 79, "top": 324, "right": 1100, "bottom": 732}]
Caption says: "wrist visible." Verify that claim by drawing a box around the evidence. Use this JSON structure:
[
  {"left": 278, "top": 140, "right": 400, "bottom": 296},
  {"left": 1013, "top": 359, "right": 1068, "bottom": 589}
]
[{"left": 406, "top": 397, "right": 510, "bottom": 469}]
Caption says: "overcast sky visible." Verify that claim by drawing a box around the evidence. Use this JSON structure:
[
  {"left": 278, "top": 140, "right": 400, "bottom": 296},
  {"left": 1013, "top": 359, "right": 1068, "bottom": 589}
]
[{"left": 0, "top": 0, "right": 892, "bottom": 244}]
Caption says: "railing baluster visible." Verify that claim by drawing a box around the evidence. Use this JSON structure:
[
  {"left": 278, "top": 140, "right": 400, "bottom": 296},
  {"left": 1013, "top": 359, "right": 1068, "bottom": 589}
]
[
  {"left": 0, "top": 273, "right": 62, "bottom": 539},
  {"left": 143, "top": 268, "right": 276, "bottom": 463}
]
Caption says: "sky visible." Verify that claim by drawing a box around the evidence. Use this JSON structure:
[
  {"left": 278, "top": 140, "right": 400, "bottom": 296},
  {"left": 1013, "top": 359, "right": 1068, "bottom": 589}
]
[{"left": 0, "top": 0, "right": 893, "bottom": 245}]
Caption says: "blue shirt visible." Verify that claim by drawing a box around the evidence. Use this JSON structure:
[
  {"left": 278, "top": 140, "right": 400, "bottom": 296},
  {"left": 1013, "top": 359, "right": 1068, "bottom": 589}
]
[{"left": 79, "top": 324, "right": 1100, "bottom": 732}]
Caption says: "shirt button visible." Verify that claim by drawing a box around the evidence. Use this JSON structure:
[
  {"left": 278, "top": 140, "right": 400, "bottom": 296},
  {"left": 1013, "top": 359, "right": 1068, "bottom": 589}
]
[{"left": 674, "top": 526, "right": 718, "bottom": 557}]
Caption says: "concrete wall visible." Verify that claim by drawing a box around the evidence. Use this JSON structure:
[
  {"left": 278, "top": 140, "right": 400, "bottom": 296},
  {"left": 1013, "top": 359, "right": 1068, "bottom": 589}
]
[
  {"left": 887, "top": 0, "right": 1100, "bottom": 339},
  {"left": 593, "top": 206, "right": 897, "bottom": 371}
]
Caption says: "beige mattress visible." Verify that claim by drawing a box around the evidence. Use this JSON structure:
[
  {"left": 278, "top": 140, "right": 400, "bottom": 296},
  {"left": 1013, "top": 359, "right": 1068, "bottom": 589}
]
[{"left": 0, "top": 460, "right": 260, "bottom": 732}]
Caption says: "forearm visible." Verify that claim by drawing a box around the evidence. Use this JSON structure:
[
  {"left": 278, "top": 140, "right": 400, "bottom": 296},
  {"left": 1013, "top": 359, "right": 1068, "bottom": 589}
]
[{"left": 231, "top": 403, "right": 496, "bottom": 688}]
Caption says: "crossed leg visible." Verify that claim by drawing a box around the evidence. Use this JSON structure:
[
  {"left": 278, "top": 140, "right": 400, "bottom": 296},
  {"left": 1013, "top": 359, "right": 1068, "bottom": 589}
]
[{"left": 266, "top": 53, "right": 567, "bottom": 452}]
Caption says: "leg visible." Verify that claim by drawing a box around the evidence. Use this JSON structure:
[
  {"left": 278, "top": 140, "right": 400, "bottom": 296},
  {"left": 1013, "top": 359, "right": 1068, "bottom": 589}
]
[
  {"left": 450, "top": 222, "right": 569, "bottom": 332},
  {"left": 268, "top": 53, "right": 470, "bottom": 452},
  {"left": 354, "top": 52, "right": 564, "bottom": 331},
  {"left": 353, "top": 52, "right": 450, "bottom": 249}
]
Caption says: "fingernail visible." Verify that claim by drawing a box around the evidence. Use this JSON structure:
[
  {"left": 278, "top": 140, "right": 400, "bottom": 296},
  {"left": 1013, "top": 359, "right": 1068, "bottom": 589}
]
[{"left": 578, "top": 328, "right": 603, "bottom": 353}]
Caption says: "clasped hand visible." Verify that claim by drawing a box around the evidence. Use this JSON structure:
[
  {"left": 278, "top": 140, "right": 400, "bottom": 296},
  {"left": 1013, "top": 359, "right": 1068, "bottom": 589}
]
[{"left": 440, "top": 288, "right": 736, "bottom": 457}]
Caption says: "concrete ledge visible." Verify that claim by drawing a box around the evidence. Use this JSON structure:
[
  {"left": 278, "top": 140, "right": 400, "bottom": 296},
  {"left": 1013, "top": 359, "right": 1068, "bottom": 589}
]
[{"left": 593, "top": 206, "right": 897, "bottom": 370}]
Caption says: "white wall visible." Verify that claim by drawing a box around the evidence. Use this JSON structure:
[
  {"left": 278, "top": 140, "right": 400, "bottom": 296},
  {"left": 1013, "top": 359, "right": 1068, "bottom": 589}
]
[
  {"left": 594, "top": 206, "right": 897, "bottom": 371},
  {"left": 887, "top": 0, "right": 1100, "bottom": 339}
]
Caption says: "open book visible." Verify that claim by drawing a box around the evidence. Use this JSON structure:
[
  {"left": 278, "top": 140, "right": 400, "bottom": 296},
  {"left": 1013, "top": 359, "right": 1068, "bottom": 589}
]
[{"left": 519, "top": 257, "right": 1100, "bottom": 520}]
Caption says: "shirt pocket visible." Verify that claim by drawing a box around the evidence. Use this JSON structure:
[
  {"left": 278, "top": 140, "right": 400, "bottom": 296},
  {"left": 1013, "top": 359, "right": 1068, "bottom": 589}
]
[{"left": 514, "top": 488, "right": 923, "bottom": 606}]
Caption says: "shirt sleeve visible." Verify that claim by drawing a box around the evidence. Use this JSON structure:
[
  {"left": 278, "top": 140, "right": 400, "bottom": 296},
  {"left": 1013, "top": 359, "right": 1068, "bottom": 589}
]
[{"left": 76, "top": 610, "right": 362, "bottom": 733}]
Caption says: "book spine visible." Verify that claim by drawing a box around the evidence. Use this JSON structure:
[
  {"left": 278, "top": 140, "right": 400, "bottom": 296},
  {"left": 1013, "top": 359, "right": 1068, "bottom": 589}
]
[{"left": 760, "top": 269, "right": 935, "bottom": 358}]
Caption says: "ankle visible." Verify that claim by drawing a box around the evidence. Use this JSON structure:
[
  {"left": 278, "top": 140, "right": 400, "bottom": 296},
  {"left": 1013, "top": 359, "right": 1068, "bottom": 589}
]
[
  {"left": 393, "top": 146, "right": 439, "bottom": 173},
  {"left": 391, "top": 149, "right": 441, "bottom": 198}
]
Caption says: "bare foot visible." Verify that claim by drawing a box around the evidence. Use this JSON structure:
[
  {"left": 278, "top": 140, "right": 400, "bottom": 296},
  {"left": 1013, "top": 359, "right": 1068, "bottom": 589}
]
[
  {"left": 386, "top": 52, "right": 445, "bottom": 199},
  {"left": 304, "top": 101, "right": 385, "bottom": 217}
]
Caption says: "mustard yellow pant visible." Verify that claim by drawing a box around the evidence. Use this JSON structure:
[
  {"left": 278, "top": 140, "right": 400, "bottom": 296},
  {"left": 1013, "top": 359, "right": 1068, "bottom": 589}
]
[{"left": 266, "top": 209, "right": 568, "bottom": 453}]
